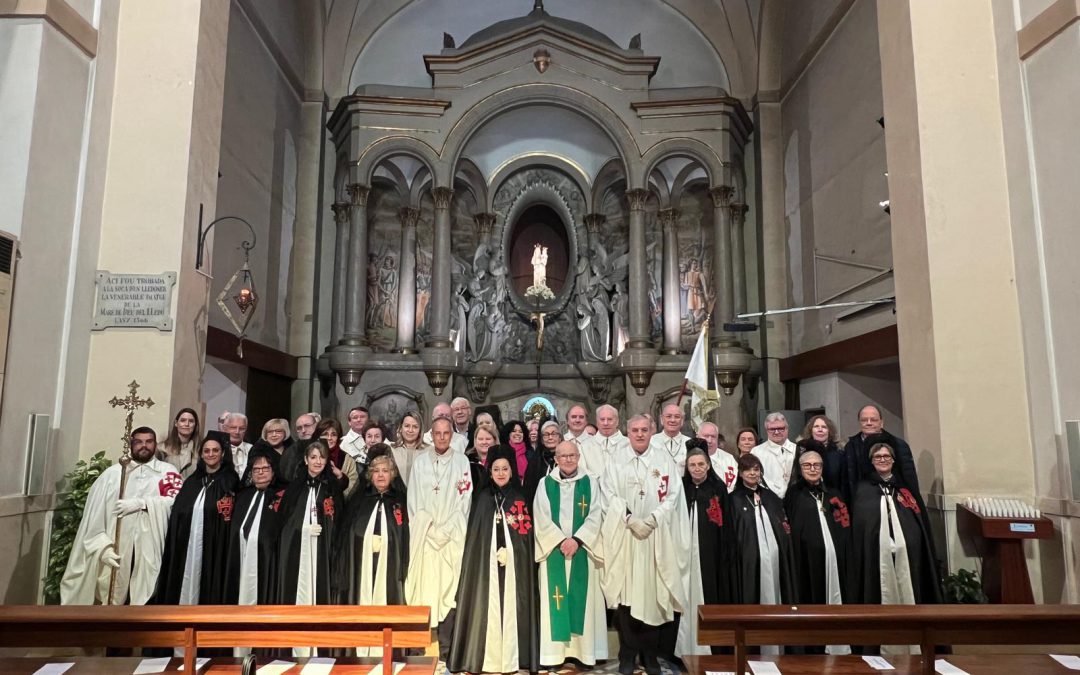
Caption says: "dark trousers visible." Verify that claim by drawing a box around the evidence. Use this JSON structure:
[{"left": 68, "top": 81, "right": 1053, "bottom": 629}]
[
  {"left": 615, "top": 605, "right": 672, "bottom": 675},
  {"left": 436, "top": 608, "right": 456, "bottom": 664}
]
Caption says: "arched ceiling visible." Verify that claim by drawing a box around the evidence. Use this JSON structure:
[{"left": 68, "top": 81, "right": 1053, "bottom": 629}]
[{"left": 323, "top": 0, "right": 762, "bottom": 101}]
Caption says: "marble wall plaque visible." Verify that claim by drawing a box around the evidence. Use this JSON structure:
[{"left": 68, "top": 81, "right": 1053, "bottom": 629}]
[{"left": 92, "top": 271, "right": 176, "bottom": 330}]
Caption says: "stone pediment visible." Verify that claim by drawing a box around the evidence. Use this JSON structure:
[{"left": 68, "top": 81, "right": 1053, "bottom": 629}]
[{"left": 424, "top": 6, "right": 659, "bottom": 91}]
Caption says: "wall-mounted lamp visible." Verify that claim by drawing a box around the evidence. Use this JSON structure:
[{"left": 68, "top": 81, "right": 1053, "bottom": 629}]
[{"left": 195, "top": 204, "right": 260, "bottom": 354}]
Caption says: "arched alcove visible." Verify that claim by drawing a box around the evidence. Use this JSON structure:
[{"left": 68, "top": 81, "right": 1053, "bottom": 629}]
[{"left": 508, "top": 204, "right": 570, "bottom": 298}]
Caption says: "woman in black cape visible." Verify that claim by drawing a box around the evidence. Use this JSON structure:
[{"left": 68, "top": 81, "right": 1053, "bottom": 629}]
[
  {"left": 728, "top": 453, "right": 796, "bottom": 654},
  {"left": 277, "top": 440, "right": 344, "bottom": 608},
  {"left": 449, "top": 445, "right": 540, "bottom": 675},
  {"left": 334, "top": 453, "right": 409, "bottom": 612},
  {"left": 784, "top": 445, "right": 852, "bottom": 654},
  {"left": 676, "top": 442, "right": 735, "bottom": 659},
  {"left": 225, "top": 445, "right": 286, "bottom": 606},
  {"left": 152, "top": 430, "right": 239, "bottom": 605},
  {"left": 798, "top": 415, "right": 848, "bottom": 504},
  {"left": 850, "top": 442, "right": 942, "bottom": 607}
]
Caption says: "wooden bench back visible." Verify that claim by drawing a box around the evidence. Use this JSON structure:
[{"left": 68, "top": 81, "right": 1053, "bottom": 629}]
[
  {"left": 697, "top": 604, "right": 1080, "bottom": 675},
  {"left": 0, "top": 605, "right": 432, "bottom": 674}
]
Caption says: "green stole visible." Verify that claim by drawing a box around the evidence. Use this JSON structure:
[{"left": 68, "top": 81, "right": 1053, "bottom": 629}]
[{"left": 544, "top": 473, "right": 591, "bottom": 641}]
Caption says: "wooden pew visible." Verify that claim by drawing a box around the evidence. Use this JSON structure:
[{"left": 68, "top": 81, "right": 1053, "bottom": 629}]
[
  {"left": 0, "top": 605, "right": 433, "bottom": 675},
  {"left": 696, "top": 604, "right": 1080, "bottom": 675}
]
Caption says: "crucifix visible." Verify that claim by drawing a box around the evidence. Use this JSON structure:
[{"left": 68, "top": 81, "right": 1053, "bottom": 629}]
[
  {"left": 578, "top": 495, "right": 589, "bottom": 518},
  {"left": 108, "top": 379, "right": 155, "bottom": 451},
  {"left": 432, "top": 484, "right": 441, "bottom": 494},
  {"left": 551, "top": 585, "right": 564, "bottom": 610}
]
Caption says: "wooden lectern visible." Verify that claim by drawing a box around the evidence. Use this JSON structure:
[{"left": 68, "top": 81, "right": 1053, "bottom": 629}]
[{"left": 957, "top": 503, "right": 1053, "bottom": 603}]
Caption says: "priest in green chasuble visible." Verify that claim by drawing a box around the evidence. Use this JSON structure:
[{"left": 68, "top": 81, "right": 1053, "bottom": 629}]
[{"left": 533, "top": 441, "right": 608, "bottom": 668}]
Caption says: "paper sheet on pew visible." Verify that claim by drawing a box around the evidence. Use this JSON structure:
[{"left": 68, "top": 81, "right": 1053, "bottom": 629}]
[
  {"left": 1051, "top": 654, "right": 1080, "bottom": 670},
  {"left": 31, "top": 664, "right": 74, "bottom": 675},
  {"left": 258, "top": 660, "right": 297, "bottom": 675},
  {"left": 176, "top": 658, "right": 211, "bottom": 671},
  {"left": 862, "top": 655, "right": 895, "bottom": 670},
  {"left": 365, "top": 661, "right": 406, "bottom": 675},
  {"left": 705, "top": 671, "right": 736, "bottom": 675},
  {"left": 934, "top": 659, "right": 971, "bottom": 675},
  {"left": 300, "top": 657, "right": 335, "bottom": 674},
  {"left": 134, "top": 656, "right": 172, "bottom": 673},
  {"left": 748, "top": 661, "right": 782, "bottom": 675}
]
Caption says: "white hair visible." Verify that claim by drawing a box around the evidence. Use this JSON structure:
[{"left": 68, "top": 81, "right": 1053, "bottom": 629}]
[
  {"left": 764, "top": 412, "right": 787, "bottom": 425},
  {"left": 307, "top": 412, "right": 322, "bottom": 423},
  {"left": 541, "top": 420, "right": 560, "bottom": 433},
  {"left": 450, "top": 396, "right": 470, "bottom": 407},
  {"left": 627, "top": 414, "right": 650, "bottom": 427},
  {"left": 596, "top": 404, "right": 619, "bottom": 419},
  {"left": 226, "top": 412, "right": 248, "bottom": 424},
  {"left": 698, "top": 421, "right": 719, "bottom": 434}
]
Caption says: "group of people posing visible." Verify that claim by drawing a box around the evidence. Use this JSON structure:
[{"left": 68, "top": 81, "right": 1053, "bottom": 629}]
[{"left": 60, "top": 398, "right": 941, "bottom": 674}]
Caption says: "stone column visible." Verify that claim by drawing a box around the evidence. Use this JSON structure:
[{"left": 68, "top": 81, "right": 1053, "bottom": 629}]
[
  {"left": 625, "top": 188, "right": 651, "bottom": 348},
  {"left": 659, "top": 207, "right": 681, "bottom": 353},
  {"left": 340, "top": 183, "right": 370, "bottom": 345},
  {"left": 329, "top": 201, "right": 351, "bottom": 346},
  {"left": 877, "top": 0, "right": 1037, "bottom": 571},
  {"left": 730, "top": 201, "right": 749, "bottom": 319},
  {"left": 710, "top": 185, "right": 735, "bottom": 341},
  {"left": 395, "top": 206, "right": 420, "bottom": 352},
  {"left": 474, "top": 212, "right": 496, "bottom": 240},
  {"left": 583, "top": 213, "right": 605, "bottom": 245},
  {"left": 427, "top": 187, "right": 454, "bottom": 347}
]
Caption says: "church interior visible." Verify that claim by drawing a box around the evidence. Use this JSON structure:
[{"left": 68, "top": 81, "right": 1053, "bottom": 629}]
[{"left": 1, "top": 0, "right": 1079, "bottom": 636}]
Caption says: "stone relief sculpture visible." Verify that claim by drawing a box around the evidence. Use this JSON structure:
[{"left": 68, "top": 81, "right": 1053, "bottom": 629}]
[{"left": 572, "top": 239, "right": 628, "bottom": 362}]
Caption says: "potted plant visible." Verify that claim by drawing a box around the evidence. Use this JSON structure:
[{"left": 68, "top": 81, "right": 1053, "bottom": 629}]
[{"left": 942, "top": 568, "right": 989, "bottom": 604}]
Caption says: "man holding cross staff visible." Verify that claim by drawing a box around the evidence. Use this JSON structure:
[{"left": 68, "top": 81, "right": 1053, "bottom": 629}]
[{"left": 61, "top": 382, "right": 181, "bottom": 606}]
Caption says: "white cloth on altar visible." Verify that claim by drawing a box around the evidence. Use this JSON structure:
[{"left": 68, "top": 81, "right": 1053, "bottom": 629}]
[
  {"left": 405, "top": 448, "right": 472, "bottom": 625},
  {"left": 533, "top": 468, "right": 607, "bottom": 666},
  {"left": 599, "top": 446, "right": 689, "bottom": 625},
  {"left": 60, "top": 459, "right": 178, "bottom": 606}
]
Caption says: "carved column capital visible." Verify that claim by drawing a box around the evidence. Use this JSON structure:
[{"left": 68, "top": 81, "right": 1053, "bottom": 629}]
[
  {"left": 626, "top": 188, "right": 650, "bottom": 212},
  {"left": 709, "top": 185, "right": 734, "bottom": 208},
  {"left": 583, "top": 213, "right": 606, "bottom": 234},
  {"left": 729, "top": 202, "right": 749, "bottom": 220},
  {"left": 658, "top": 207, "right": 680, "bottom": 230},
  {"left": 473, "top": 212, "right": 496, "bottom": 237},
  {"left": 399, "top": 206, "right": 420, "bottom": 229},
  {"left": 347, "top": 183, "right": 370, "bottom": 207},
  {"left": 331, "top": 202, "right": 350, "bottom": 225},
  {"left": 432, "top": 187, "right": 454, "bottom": 210}
]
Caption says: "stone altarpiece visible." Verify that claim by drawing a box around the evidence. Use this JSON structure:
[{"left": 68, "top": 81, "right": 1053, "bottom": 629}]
[{"left": 319, "top": 5, "right": 758, "bottom": 433}]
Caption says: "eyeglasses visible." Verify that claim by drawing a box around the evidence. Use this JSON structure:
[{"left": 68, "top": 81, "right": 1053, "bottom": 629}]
[
  {"left": 799, "top": 462, "right": 823, "bottom": 469},
  {"left": 872, "top": 455, "right": 893, "bottom": 463},
  {"left": 766, "top": 427, "right": 787, "bottom": 433},
  {"left": 251, "top": 466, "right": 272, "bottom": 473},
  {"left": 542, "top": 430, "right": 561, "bottom": 437}
]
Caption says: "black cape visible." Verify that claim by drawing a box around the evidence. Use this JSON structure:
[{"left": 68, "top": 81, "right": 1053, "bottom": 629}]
[
  {"left": 783, "top": 481, "right": 851, "bottom": 605},
  {"left": 798, "top": 440, "right": 848, "bottom": 504},
  {"left": 844, "top": 431, "right": 919, "bottom": 511},
  {"left": 464, "top": 450, "right": 491, "bottom": 496},
  {"left": 152, "top": 466, "right": 240, "bottom": 605},
  {"left": 449, "top": 481, "right": 540, "bottom": 674},
  {"left": 850, "top": 475, "right": 942, "bottom": 605},
  {"left": 523, "top": 446, "right": 556, "bottom": 504},
  {"left": 224, "top": 480, "right": 286, "bottom": 604},
  {"left": 683, "top": 472, "right": 736, "bottom": 605},
  {"left": 276, "top": 469, "right": 344, "bottom": 604},
  {"left": 333, "top": 483, "right": 409, "bottom": 605},
  {"left": 728, "top": 483, "right": 797, "bottom": 605}
]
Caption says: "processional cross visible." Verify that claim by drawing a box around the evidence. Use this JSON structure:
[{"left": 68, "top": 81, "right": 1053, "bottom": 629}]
[{"left": 109, "top": 380, "right": 155, "bottom": 451}]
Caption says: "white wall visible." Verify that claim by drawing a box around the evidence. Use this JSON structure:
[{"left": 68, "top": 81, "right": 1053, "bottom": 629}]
[{"left": 203, "top": 357, "right": 248, "bottom": 424}]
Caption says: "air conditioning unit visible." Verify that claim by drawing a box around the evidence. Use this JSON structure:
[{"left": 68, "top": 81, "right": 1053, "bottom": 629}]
[{"left": 0, "top": 232, "right": 18, "bottom": 412}]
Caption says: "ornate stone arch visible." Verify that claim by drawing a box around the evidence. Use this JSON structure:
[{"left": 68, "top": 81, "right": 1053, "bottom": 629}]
[
  {"left": 640, "top": 137, "right": 726, "bottom": 188},
  {"left": 355, "top": 136, "right": 445, "bottom": 187},
  {"left": 454, "top": 158, "right": 489, "bottom": 212},
  {"left": 591, "top": 156, "right": 627, "bottom": 210},
  {"left": 489, "top": 154, "right": 592, "bottom": 215},
  {"left": 442, "top": 84, "right": 643, "bottom": 188}
]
